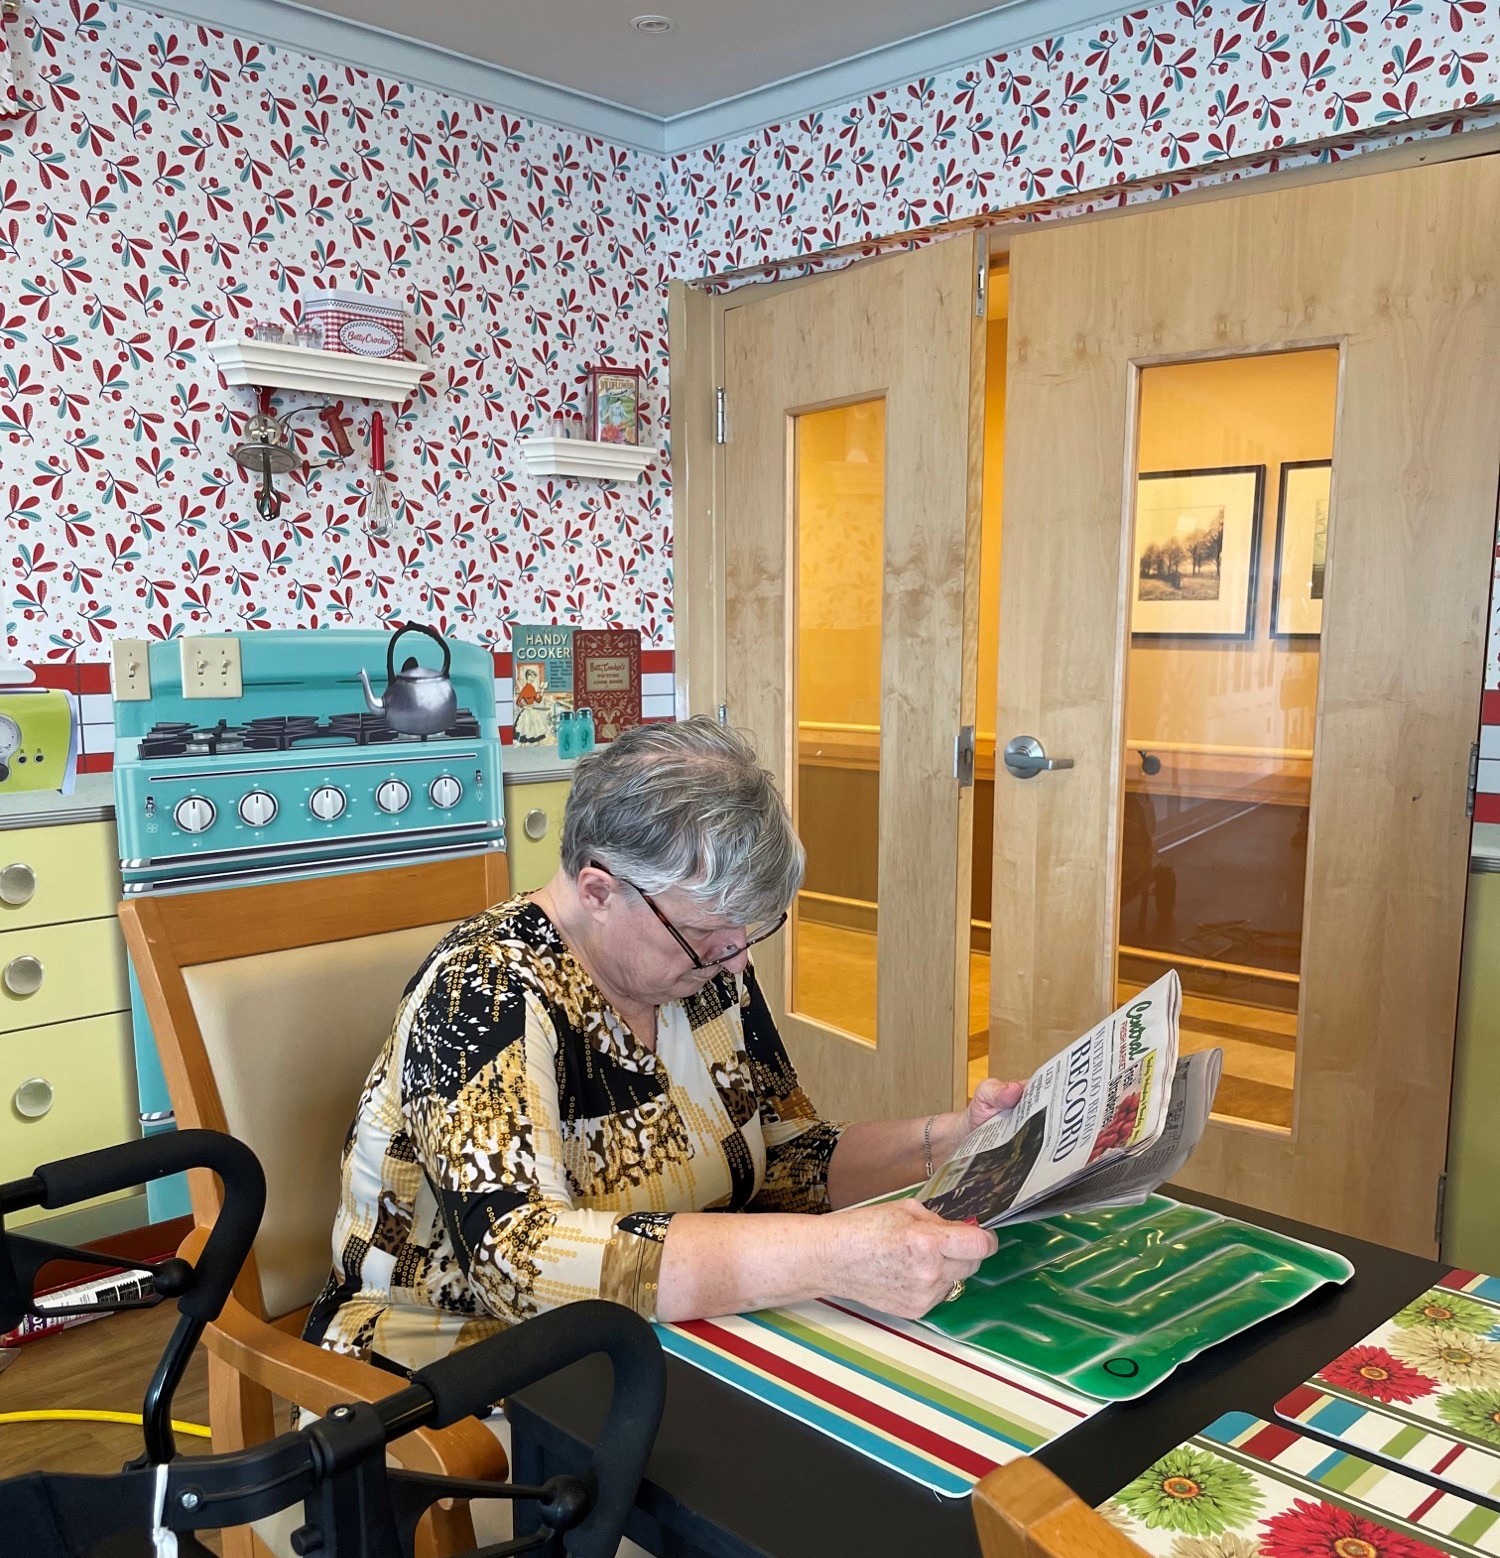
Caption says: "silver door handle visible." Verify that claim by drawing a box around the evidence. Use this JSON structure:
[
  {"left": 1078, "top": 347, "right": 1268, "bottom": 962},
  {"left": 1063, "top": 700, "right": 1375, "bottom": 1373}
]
[{"left": 1003, "top": 736, "right": 1075, "bottom": 780}]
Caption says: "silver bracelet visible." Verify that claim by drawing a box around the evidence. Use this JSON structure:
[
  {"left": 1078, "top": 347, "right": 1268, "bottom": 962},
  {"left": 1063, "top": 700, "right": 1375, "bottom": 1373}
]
[{"left": 922, "top": 1115, "right": 935, "bottom": 1179}]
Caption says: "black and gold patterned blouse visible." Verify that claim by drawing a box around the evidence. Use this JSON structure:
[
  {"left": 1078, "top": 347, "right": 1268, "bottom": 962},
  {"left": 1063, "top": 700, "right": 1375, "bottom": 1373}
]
[{"left": 304, "top": 898, "right": 843, "bottom": 1372}]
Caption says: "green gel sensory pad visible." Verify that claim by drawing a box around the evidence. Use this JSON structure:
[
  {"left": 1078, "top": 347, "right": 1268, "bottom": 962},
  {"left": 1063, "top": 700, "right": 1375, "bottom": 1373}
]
[{"left": 921, "top": 1195, "right": 1353, "bottom": 1400}]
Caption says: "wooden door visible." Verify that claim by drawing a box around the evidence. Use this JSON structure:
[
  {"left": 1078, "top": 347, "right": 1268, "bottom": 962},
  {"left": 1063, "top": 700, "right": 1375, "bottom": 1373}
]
[
  {"left": 991, "top": 155, "right": 1500, "bottom": 1254},
  {"left": 723, "top": 235, "right": 987, "bottom": 1122}
]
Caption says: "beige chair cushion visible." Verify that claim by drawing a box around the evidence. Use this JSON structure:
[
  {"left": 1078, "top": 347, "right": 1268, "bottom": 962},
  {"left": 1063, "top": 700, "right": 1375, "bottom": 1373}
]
[{"left": 183, "top": 922, "right": 455, "bottom": 1319}]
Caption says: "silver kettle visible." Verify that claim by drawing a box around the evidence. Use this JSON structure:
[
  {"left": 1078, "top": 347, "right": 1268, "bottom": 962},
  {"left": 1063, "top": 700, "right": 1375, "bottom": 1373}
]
[{"left": 360, "top": 623, "right": 458, "bottom": 736}]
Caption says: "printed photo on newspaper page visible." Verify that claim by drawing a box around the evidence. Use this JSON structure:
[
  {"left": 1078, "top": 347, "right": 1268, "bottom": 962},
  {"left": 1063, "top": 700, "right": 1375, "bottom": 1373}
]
[{"left": 916, "top": 971, "right": 1219, "bottom": 1229}]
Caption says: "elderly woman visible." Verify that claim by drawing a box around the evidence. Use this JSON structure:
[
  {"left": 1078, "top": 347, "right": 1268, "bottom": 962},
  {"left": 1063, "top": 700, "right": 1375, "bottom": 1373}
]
[{"left": 305, "top": 717, "right": 1019, "bottom": 1373}]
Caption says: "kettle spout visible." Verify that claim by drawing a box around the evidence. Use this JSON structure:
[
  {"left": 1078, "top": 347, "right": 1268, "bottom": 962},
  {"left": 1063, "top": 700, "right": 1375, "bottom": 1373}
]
[{"left": 359, "top": 667, "right": 385, "bottom": 716}]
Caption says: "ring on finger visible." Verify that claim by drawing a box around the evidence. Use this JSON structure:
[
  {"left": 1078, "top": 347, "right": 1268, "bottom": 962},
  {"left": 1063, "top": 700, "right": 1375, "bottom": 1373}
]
[{"left": 944, "top": 1279, "right": 966, "bottom": 1303}]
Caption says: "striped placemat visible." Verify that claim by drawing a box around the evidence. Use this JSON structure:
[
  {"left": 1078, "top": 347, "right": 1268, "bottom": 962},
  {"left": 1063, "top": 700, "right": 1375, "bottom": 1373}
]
[
  {"left": 1276, "top": 1268, "right": 1500, "bottom": 1501},
  {"left": 659, "top": 1298, "right": 1103, "bottom": 1496},
  {"left": 1104, "top": 1411, "right": 1500, "bottom": 1555}
]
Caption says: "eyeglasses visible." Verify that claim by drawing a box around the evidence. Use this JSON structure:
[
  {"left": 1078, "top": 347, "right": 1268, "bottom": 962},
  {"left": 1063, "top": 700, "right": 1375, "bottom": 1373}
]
[{"left": 588, "top": 860, "right": 787, "bottom": 972}]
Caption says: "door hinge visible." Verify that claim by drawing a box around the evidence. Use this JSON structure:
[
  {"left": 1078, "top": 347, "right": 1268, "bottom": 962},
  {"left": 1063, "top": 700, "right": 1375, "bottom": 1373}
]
[
  {"left": 714, "top": 386, "right": 726, "bottom": 445},
  {"left": 1436, "top": 1171, "right": 1448, "bottom": 1245},
  {"left": 975, "top": 257, "right": 987, "bottom": 318},
  {"left": 954, "top": 725, "right": 976, "bottom": 787},
  {"left": 1467, "top": 741, "right": 1480, "bottom": 818},
  {"left": 716, "top": 701, "right": 729, "bottom": 727}
]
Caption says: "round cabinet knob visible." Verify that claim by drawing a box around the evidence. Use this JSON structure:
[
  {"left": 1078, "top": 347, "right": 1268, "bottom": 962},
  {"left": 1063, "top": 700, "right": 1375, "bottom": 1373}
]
[
  {"left": 309, "top": 785, "right": 347, "bottom": 822},
  {"left": 375, "top": 779, "right": 411, "bottom": 815},
  {"left": 4, "top": 954, "right": 44, "bottom": 997},
  {"left": 429, "top": 775, "right": 463, "bottom": 809},
  {"left": 0, "top": 862, "right": 37, "bottom": 905},
  {"left": 173, "top": 795, "right": 217, "bottom": 834},
  {"left": 14, "top": 1077, "right": 53, "bottom": 1120},
  {"left": 237, "top": 789, "right": 278, "bottom": 828},
  {"left": 523, "top": 808, "right": 549, "bottom": 842}
]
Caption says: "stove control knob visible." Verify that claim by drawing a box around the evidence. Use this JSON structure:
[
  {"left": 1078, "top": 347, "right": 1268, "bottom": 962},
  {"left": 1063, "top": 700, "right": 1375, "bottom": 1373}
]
[
  {"left": 238, "top": 789, "right": 278, "bottom": 828},
  {"left": 173, "top": 795, "right": 216, "bottom": 834},
  {"left": 375, "top": 779, "right": 411, "bottom": 815},
  {"left": 429, "top": 775, "right": 463, "bottom": 809},
  {"left": 309, "top": 785, "right": 347, "bottom": 822}
]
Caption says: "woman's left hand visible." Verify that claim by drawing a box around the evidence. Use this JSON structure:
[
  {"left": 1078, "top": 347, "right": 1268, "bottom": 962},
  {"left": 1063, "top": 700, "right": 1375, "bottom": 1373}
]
[{"left": 963, "top": 1076, "right": 1025, "bottom": 1135}]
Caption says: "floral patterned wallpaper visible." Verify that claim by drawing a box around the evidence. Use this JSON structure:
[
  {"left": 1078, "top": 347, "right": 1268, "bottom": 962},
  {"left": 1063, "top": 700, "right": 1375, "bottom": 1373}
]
[
  {"left": 1, "top": 0, "right": 1496, "bottom": 744},
  {"left": 1, "top": 0, "right": 677, "bottom": 670},
  {"left": 665, "top": 0, "right": 1499, "bottom": 279}
]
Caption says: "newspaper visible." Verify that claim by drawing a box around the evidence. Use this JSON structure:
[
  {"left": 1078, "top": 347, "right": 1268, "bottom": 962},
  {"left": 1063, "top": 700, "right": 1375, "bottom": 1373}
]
[{"left": 918, "top": 971, "right": 1222, "bottom": 1229}]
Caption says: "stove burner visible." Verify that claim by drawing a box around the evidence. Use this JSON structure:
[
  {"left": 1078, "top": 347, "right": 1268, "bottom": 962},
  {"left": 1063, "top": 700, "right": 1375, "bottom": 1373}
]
[{"left": 137, "top": 709, "right": 482, "bottom": 760}]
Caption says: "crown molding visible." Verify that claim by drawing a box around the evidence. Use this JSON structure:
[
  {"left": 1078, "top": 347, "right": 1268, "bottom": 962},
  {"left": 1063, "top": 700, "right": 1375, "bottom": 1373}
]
[
  {"left": 119, "top": 0, "right": 1135, "bottom": 158},
  {"left": 132, "top": 0, "right": 668, "bottom": 152},
  {"left": 658, "top": 0, "right": 1135, "bottom": 153}
]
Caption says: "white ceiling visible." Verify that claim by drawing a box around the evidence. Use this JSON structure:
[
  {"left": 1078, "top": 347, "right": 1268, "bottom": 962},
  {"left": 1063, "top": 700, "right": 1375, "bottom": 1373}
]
[
  {"left": 152, "top": 0, "right": 1138, "bottom": 150},
  {"left": 294, "top": 0, "right": 1008, "bottom": 118}
]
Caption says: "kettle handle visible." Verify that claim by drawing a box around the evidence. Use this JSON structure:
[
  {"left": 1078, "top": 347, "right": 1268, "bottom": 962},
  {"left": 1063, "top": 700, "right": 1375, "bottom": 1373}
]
[{"left": 387, "top": 622, "right": 452, "bottom": 680}]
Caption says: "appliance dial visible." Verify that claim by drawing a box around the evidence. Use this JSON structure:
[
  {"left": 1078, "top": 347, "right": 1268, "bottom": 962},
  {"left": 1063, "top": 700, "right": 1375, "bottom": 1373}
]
[
  {"left": 173, "top": 795, "right": 216, "bottom": 834},
  {"left": 429, "top": 775, "right": 463, "bottom": 809},
  {"left": 375, "top": 779, "right": 411, "bottom": 815},
  {"left": 237, "top": 789, "right": 278, "bottom": 828},
  {"left": 309, "top": 785, "right": 347, "bottom": 821}
]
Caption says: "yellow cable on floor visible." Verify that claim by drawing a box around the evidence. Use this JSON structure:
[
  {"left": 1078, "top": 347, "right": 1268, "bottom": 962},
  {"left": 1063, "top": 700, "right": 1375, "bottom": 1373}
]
[{"left": 0, "top": 1409, "right": 212, "bottom": 1438}]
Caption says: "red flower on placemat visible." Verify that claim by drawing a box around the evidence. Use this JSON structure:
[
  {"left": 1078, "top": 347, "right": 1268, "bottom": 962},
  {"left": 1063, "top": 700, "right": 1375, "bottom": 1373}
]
[
  {"left": 1319, "top": 1346, "right": 1437, "bottom": 1404},
  {"left": 1260, "top": 1499, "right": 1445, "bottom": 1558}
]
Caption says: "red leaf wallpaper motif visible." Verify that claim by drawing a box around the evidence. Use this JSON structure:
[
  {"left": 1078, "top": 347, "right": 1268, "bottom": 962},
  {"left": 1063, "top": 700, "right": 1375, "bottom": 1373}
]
[{"left": 0, "top": 0, "right": 1496, "bottom": 740}]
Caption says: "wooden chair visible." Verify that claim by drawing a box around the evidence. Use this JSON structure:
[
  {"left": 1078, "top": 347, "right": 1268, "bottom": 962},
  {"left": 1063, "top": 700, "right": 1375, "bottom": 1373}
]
[
  {"left": 973, "top": 1460, "right": 1151, "bottom": 1558},
  {"left": 119, "top": 853, "right": 513, "bottom": 1558}
]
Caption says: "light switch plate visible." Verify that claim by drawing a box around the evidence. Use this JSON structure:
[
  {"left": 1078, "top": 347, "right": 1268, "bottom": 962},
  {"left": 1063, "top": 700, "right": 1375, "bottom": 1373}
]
[
  {"left": 111, "top": 638, "right": 152, "bottom": 701},
  {"left": 180, "top": 636, "right": 243, "bottom": 700}
]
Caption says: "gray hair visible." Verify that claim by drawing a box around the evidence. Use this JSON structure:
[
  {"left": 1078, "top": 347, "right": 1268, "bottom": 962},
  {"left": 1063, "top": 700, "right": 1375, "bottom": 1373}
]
[{"left": 560, "top": 717, "right": 805, "bottom": 926}]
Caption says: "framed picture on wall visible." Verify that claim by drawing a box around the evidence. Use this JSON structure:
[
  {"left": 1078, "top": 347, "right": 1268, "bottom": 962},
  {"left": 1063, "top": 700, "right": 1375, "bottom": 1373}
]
[
  {"left": 1130, "top": 465, "right": 1266, "bottom": 639},
  {"left": 587, "top": 365, "right": 642, "bottom": 446},
  {"left": 1271, "top": 459, "right": 1333, "bottom": 638}
]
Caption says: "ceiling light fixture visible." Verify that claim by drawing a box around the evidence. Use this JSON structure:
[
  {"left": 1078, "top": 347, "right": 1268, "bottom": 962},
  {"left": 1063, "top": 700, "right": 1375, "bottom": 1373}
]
[{"left": 631, "top": 14, "right": 673, "bottom": 32}]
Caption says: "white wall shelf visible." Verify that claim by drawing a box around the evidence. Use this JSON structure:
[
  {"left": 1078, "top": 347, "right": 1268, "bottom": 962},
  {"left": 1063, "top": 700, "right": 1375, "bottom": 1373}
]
[
  {"left": 204, "top": 339, "right": 429, "bottom": 402},
  {"left": 517, "top": 437, "right": 658, "bottom": 482}
]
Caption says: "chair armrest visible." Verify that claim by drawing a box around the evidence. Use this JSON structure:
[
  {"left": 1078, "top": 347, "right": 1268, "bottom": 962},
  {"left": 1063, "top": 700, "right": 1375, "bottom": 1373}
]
[
  {"left": 203, "top": 1296, "right": 510, "bottom": 1481},
  {"left": 973, "top": 1459, "right": 1150, "bottom": 1558},
  {"left": 177, "top": 1227, "right": 507, "bottom": 1482}
]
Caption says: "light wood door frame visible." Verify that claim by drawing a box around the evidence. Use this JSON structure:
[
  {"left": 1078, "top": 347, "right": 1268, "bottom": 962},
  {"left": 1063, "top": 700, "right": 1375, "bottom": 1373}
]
[
  {"left": 685, "top": 235, "right": 988, "bottom": 1120},
  {"left": 990, "top": 152, "right": 1500, "bottom": 1255}
]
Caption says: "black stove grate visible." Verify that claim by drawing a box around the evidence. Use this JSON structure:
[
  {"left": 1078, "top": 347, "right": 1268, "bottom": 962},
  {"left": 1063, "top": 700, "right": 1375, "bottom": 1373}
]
[{"left": 136, "top": 710, "right": 482, "bottom": 760}]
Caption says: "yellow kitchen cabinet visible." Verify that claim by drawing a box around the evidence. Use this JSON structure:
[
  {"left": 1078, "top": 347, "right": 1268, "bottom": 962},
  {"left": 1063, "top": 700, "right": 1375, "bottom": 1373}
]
[
  {"left": 0, "top": 818, "right": 119, "bottom": 932},
  {"left": 0, "top": 817, "right": 137, "bottom": 1227},
  {"left": 0, "top": 916, "right": 130, "bottom": 1034},
  {"left": 0, "top": 1013, "right": 137, "bottom": 1227},
  {"left": 504, "top": 779, "right": 571, "bottom": 893},
  {"left": 1444, "top": 868, "right": 1500, "bottom": 1271}
]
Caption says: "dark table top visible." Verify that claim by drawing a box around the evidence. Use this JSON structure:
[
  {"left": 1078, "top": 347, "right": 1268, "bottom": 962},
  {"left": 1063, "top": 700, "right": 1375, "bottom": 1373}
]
[{"left": 504, "top": 1191, "right": 1451, "bottom": 1558}]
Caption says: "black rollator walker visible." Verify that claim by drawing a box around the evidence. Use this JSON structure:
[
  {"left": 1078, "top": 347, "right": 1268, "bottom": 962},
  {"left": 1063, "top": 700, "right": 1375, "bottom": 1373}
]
[{"left": 0, "top": 1131, "right": 666, "bottom": 1558}]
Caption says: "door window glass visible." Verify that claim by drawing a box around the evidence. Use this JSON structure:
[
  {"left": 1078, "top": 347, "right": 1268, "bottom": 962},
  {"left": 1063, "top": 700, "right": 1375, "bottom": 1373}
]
[
  {"left": 791, "top": 400, "right": 886, "bottom": 1044},
  {"left": 1118, "top": 349, "right": 1339, "bottom": 1130}
]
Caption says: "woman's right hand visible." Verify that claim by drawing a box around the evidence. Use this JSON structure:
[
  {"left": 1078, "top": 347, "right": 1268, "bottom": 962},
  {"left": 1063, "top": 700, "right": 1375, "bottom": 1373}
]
[{"left": 818, "top": 1198, "right": 997, "bottom": 1319}]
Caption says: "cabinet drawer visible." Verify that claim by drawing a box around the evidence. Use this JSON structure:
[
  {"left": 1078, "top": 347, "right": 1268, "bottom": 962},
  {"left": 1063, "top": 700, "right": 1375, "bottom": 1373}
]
[
  {"left": 503, "top": 779, "right": 571, "bottom": 894},
  {"left": 0, "top": 820, "right": 120, "bottom": 932},
  {"left": 0, "top": 1011, "right": 138, "bottom": 1225},
  {"left": 0, "top": 917, "right": 129, "bottom": 1034}
]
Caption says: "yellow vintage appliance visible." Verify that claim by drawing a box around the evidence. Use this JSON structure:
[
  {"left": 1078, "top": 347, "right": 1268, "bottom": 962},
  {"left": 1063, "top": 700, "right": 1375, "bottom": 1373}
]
[{"left": 0, "top": 689, "right": 78, "bottom": 793}]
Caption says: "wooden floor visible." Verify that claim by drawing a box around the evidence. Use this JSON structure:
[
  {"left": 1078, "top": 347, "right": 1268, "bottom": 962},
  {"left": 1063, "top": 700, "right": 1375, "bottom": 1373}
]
[{"left": 0, "top": 1301, "right": 222, "bottom": 1553}]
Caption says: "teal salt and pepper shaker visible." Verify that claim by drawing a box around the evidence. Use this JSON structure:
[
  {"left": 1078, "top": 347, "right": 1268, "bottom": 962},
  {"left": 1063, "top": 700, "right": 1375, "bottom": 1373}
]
[
  {"left": 557, "top": 709, "right": 579, "bottom": 760},
  {"left": 576, "top": 707, "right": 596, "bottom": 754}
]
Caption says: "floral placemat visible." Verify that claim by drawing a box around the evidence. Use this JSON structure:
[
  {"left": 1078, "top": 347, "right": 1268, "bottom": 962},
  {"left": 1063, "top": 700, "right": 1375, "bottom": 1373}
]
[
  {"left": 1275, "top": 1271, "right": 1500, "bottom": 1501},
  {"left": 1102, "top": 1410, "right": 1500, "bottom": 1556}
]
